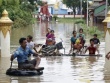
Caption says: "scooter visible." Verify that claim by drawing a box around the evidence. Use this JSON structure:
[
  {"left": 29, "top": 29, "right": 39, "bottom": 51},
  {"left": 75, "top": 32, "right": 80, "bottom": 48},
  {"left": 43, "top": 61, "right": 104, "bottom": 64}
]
[{"left": 40, "top": 39, "right": 65, "bottom": 56}]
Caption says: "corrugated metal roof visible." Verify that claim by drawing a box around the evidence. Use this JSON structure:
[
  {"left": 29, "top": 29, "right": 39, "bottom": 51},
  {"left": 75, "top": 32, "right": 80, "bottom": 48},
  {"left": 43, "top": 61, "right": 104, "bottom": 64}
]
[
  {"left": 94, "top": 10, "right": 105, "bottom": 16},
  {"left": 94, "top": 4, "right": 106, "bottom": 16}
]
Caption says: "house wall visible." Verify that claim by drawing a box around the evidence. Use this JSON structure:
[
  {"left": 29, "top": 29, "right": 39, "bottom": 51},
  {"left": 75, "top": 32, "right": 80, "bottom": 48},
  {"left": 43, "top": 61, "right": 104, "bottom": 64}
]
[
  {"left": 93, "top": 0, "right": 102, "bottom": 1},
  {"left": 38, "top": 6, "right": 68, "bottom": 15},
  {"left": 53, "top": 8, "right": 68, "bottom": 15}
]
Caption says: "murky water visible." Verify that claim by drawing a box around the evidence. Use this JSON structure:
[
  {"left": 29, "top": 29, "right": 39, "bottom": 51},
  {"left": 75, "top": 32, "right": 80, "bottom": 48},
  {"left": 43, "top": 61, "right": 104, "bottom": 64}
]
[{"left": 0, "top": 22, "right": 109, "bottom": 83}]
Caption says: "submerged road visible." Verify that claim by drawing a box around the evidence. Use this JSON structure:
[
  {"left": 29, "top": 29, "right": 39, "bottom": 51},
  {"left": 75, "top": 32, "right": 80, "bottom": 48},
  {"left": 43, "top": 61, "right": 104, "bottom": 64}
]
[{"left": 0, "top": 22, "right": 109, "bottom": 83}]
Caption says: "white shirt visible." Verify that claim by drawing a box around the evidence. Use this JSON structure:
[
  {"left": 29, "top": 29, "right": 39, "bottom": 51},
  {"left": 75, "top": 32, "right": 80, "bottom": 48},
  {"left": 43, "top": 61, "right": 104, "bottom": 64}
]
[{"left": 27, "top": 41, "right": 35, "bottom": 50}]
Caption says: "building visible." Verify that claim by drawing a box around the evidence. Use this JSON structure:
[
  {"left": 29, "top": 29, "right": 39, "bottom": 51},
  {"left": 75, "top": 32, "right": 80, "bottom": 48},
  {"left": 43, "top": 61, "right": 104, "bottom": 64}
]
[
  {"left": 88, "top": 0, "right": 106, "bottom": 26},
  {"left": 38, "top": 0, "right": 74, "bottom": 15}
]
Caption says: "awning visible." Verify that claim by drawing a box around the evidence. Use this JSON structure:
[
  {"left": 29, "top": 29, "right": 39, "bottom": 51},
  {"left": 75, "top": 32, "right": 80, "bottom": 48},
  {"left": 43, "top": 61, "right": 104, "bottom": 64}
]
[
  {"left": 95, "top": 10, "right": 105, "bottom": 17},
  {"left": 94, "top": 4, "right": 106, "bottom": 16}
]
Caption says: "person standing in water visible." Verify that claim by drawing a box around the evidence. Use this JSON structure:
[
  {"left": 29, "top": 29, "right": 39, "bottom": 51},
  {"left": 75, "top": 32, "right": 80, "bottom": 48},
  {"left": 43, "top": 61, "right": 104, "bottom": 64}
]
[
  {"left": 90, "top": 34, "right": 100, "bottom": 52},
  {"left": 70, "top": 31, "right": 77, "bottom": 53},
  {"left": 85, "top": 39, "right": 99, "bottom": 55},
  {"left": 77, "top": 28, "right": 85, "bottom": 40},
  {"left": 91, "top": 34, "right": 100, "bottom": 45}
]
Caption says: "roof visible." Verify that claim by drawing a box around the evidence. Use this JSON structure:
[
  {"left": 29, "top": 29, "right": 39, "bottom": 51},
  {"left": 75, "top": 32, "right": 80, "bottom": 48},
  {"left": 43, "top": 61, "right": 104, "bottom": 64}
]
[
  {"left": 94, "top": 10, "right": 105, "bottom": 16},
  {"left": 94, "top": 4, "right": 106, "bottom": 16},
  {"left": 88, "top": 6, "right": 97, "bottom": 10}
]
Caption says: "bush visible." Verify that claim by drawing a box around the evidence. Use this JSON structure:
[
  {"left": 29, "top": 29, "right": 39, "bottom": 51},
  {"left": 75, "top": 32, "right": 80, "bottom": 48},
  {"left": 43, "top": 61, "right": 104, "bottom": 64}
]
[
  {"left": 78, "top": 23, "right": 104, "bottom": 39},
  {"left": 53, "top": 15, "right": 58, "bottom": 19},
  {"left": 75, "top": 19, "right": 85, "bottom": 24},
  {"left": 73, "top": 19, "right": 104, "bottom": 39}
]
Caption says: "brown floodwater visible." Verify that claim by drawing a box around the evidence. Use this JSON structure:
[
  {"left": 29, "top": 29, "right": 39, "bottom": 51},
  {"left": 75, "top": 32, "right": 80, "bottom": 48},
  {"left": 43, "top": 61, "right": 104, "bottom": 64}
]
[{"left": 0, "top": 22, "right": 109, "bottom": 83}]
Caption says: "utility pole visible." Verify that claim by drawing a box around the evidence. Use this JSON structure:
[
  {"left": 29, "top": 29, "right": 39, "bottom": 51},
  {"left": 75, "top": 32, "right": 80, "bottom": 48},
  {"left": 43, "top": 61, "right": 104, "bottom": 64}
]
[
  {"left": 87, "top": 0, "right": 88, "bottom": 27},
  {"left": 105, "top": 0, "right": 108, "bottom": 17},
  {"left": 80, "top": 0, "right": 82, "bottom": 19}
]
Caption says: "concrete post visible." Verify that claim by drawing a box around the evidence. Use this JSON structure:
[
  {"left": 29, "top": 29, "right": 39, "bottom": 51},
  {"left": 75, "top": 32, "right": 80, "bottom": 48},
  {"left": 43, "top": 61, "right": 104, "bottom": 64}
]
[
  {"left": 0, "top": 10, "right": 13, "bottom": 57},
  {"left": 103, "top": 11, "right": 110, "bottom": 75},
  {"left": 90, "top": 15, "right": 93, "bottom": 26}
]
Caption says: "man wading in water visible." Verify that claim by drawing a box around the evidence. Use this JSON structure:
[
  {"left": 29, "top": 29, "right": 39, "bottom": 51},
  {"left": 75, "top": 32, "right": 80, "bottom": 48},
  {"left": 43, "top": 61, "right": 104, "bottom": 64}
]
[{"left": 10, "top": 38, "right": 42, "bottom": 70}]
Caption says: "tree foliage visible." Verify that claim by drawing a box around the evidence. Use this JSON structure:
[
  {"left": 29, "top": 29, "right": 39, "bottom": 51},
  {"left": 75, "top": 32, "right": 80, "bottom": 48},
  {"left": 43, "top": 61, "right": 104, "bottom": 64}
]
[
  {"left": 37, "top": 1, "right": 43, "bottom": 6},
  {"left": 7, "top": 0, "right": 19, "bottom": 6},
  {"left": 0, "top": 0, "right": 2, "bottom": 6},
  {"left": 108, "top": 0, "right": 110, "bottom": 6},
  {"left": 0, "top": 0, "right": 35, "bottom": 28},
  {"left": 62, "top": 0, "right": 80, "bottom": 17},
  {"left": 82, "top": 1, "right": 87, "bottom": 15}
]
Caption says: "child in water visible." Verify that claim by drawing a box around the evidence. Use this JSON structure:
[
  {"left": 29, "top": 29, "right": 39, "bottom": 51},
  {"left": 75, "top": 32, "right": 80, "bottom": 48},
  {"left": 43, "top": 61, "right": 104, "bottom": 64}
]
[
  {"left": 77, "top": 28, "right": 85, "bottom": 46},
  {"left": 85, "top": 39, "right": 99, "bottom": 55},
  {"left": 73, "top": 38, "right": 83, "bottom": 54},
  {"left": 90, "top": 34, "right": 100, "bottom": 52}
]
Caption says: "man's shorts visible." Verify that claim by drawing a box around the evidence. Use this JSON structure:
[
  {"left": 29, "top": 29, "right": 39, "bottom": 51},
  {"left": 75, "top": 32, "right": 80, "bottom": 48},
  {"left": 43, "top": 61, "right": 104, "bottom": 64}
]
[{"left": 18, "top": 59, "right": 37, "bottom": 69}]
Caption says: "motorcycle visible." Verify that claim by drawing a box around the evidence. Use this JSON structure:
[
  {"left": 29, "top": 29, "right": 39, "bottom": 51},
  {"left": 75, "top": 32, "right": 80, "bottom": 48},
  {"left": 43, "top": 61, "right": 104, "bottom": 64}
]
[{"left": 40, "top": 39, "right": 65, "bottom": 56}]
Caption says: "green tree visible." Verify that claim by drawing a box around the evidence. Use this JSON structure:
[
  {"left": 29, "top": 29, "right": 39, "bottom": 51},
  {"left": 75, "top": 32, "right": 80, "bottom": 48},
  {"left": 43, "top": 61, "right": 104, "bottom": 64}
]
[
  {"left": 28, "top": 0, "right": 37, "bottom": 5},
  {"left": 62, "top": 0, "right": 80, "bottom": 18},
  {"left": 109, "top": 0, "right": 110, "bottom": 6},
  {"left": 0, "top": 0, "right": 34, "bottom": 28},
  {"left": 20, "top": 0, "right": 37, "bottom": 5},
  {"left": 82, "top": 1, "right": 87, "bottom": 15},
  {"left": 37, "top": 1, "right": 43, "bottom": 6},
  {"left": 0, "top": 0, "right": 2, "bottom": 6},
  {"left": 8, "top": 0, "right": 19, "bottom": 6}
]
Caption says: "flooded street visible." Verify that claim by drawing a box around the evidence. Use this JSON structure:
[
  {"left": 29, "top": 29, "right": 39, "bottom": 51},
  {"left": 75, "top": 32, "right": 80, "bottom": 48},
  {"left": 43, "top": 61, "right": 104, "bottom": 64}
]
[{"left": 0, "top": 22, "right": 109, "bottom": 83}]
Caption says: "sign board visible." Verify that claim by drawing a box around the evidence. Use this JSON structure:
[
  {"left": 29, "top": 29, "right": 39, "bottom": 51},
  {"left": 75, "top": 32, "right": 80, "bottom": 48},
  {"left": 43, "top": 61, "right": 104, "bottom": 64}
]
[{"left": 107, "top": 22, "right": 110, "bottom": 28}]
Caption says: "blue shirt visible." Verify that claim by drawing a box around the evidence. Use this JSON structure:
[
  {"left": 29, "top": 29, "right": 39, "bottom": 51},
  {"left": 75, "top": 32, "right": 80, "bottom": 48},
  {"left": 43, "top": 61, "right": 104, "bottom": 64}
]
[
  {"left": 71, "top": 36, "right": 77, "bottom": 44},
  {"left": 13, "top": 46, "right": 34, "bottom": 63}
]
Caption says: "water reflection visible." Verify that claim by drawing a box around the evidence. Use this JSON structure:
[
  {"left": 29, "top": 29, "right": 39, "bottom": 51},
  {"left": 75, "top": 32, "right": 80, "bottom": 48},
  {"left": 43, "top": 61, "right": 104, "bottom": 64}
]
[
  {"left": 71, "top": 56, "right": 104, "bottom": 83},
  {"left": 0, "top": 55, "right": 106, "bottom": 83},
  {"left": 0, "top": 22, "right": 108, "bottom": 83},
  {"left": 10, "top": 77, "right": 43, "bottom": 83},
  {"left": 11, "top": 25, "right": 33, "bottom": 45},
  {"left": 46, "top": 56, "right": 63, "bottom": 66}
]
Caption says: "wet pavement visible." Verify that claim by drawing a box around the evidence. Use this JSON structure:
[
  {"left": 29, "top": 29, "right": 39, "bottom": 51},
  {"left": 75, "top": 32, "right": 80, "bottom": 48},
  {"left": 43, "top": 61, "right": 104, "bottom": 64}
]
[{"left": 0, "top": 22, "right": 109, "bottom": 83}]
